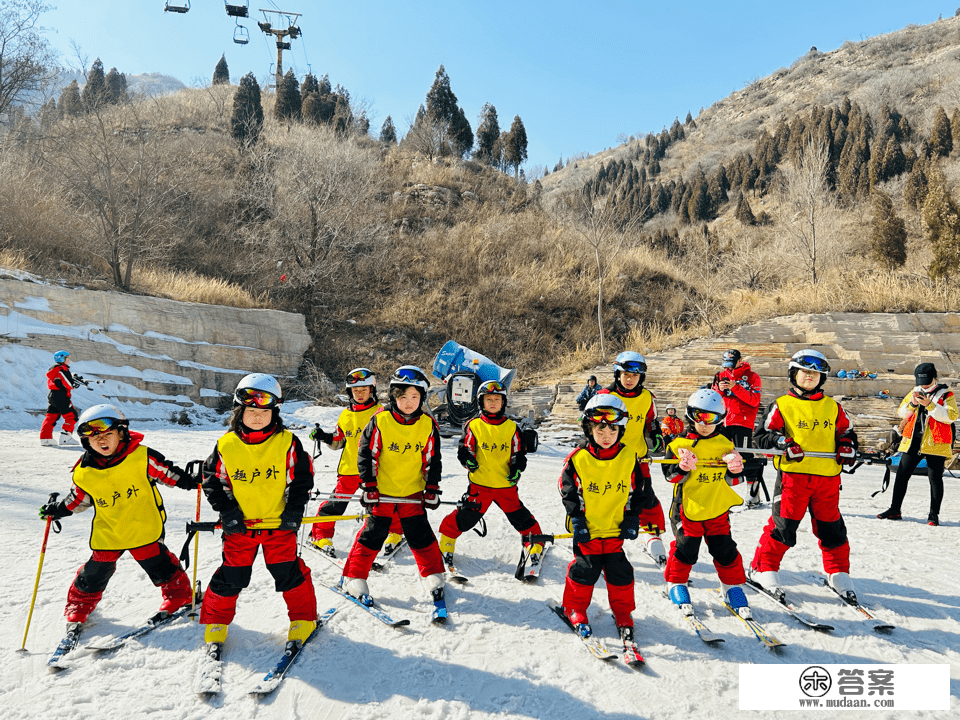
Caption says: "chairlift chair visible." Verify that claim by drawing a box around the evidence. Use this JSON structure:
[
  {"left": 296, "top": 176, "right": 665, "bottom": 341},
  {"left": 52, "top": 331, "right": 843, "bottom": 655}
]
[
  {"left": 233, "top": 24, "right": 249, "bottom": 45},
  {"left": 225, "top": 2, "right": 249, "bottom": 18},
  {"left": 164, "top": 0, "right": 190, "bottom": 13}
]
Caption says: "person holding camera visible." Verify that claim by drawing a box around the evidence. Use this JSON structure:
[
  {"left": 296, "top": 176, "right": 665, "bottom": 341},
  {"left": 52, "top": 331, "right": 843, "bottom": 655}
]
[
  {"left": 877, "top": 363, "right": 958, "bottom": 526},
  {"left": 711, "top": 349, "right": 764, "bottom": 506}
]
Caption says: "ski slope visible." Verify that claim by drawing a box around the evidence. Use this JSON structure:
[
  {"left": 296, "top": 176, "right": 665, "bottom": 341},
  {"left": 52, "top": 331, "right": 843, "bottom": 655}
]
[{"left": 1, "top": 404, "right": 958, "bottom": 719}]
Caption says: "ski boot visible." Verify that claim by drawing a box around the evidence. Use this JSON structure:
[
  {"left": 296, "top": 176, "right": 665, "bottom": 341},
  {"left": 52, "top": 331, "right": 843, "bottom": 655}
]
[
  {"left": 722, "top": 583, "right": 753, "bottom": 620},
  {"left": 668, "top": 582, "right": 694, "bottom": 617}
]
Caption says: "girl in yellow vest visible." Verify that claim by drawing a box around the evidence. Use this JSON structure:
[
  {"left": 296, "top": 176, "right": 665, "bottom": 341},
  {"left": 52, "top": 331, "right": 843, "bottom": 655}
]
[
  {"left": 38, "top": 404, "right": 196, "bottom": 635},
  {"left": 877, "top": 362, "right": 958, "bottom": 526},
  {"left": 341, "top": 366, "right": 447, "bottom": 621},
  {"left": 600, "top": 351, "right": 667, "bottom": 564},
  {"left": 662, "top": 389, "right": 751, "bottom": 618},
  {"left": 748, "top": 350, "right": 860, "bottom": 604},
  {"left": 557, "top": 394, "right": 659, "bottom": 649},
  {"left": 308, "top": 368, "right": 402, "bottom": 556},
  {"left": 199, "top": 374, "right": 317, "bottom": 654},
  {"left": 438, "top": 379, "right": 544, "bottom": 571}
]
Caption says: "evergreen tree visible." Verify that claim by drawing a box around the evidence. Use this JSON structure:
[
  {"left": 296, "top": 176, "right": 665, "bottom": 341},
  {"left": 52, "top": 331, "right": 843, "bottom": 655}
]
[
  {"left": 425, "top": 65, "right": 458, "bottom": 126},
  {"left": 923, "top": 165, "right": 960, "bottom": 277},
  {"left": 882, "top": 136, "right": 906, "bottom": 179},
  {"left": 104, "top": 68, "right": 127, "bottom": 104},
  {"left": 553, "top": 156, "right": 564, "bottom": 173},
  {"left": 300, "top": 73, "right": 319, "bottom": 97},
  {"left": 952, "top": 109, "right": 960, "bottom": 154},
  {"left": 899, "top": 115, "right": 912, "bottom": 140},
  {"left": 379, "top": 115, "right": 397, "bottom": 144},
  {"left": 450, "top": 106, "right": 473, "bottom": 158},
  {"left": 213, "top": 55, "right": 230, "bottom": 86},
  {"left": 58, "top": 79, "right": 82, "bottom": 117},
  {"left": 734, "top": 193, "right": 756, "bottom": 225},
  {"left": 930, "top": 106, "right": 953, "bottom": 157},
  {"left": 82, "top": 58, "right": 107, "bottom": 110},
  {"left": 904, "top": 154, "right": 929, "bottom": 209},
  {"left": 687, "top": 170, "right": 711, "bottom": 222},
  {"left": 504, "top": 115, "right": 528, "bottom": 176},
  {"left": 869, "top": 190, "right": 907, "bottom": 269},
  {"left": 474, "top": 103, "right": 500, "bottom": 164},
  {"left": 231, "top": 72, "right": 264, "bottom": 148},
  {"left": 275, "top": 68, "right": 301, "bottom": 121}
]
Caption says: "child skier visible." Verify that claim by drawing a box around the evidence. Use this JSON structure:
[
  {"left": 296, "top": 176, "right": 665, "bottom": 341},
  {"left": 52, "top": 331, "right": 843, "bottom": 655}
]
[
  {"left": 748, "top": 350, "right": 860, "bottom": 602},
  {"left": 660, "top": 404, "right": 685, "bottom": 445},
  {"left": 38, "top": 404, "right": 196, "bottom": 640},
  {"left": 438, "top": 379, "right": 544, "bottom": 572},
  {"left": 662, "top": 389, "right": 751, "bottom": 618},
  {"left": 40, "top": 350, "right": 82, "bottom": 447},
  {"left": 600, "top": 351, "right": 668, "bottom": 564},
  {"left": 308, "top": 368, "right": 403, "bottom": 556},
  {"left": 340, "top": 366, "right": 448, "bottom": 620},
  {"left": 199, "top": 374, "right": 317, "bottom": 655},
  {"left": 557, "top": 394, "right": 662, "bottom": 648}
]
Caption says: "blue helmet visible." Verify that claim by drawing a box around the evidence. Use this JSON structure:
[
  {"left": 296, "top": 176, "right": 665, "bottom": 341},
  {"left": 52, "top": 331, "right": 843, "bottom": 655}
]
[{"left": 54, "top": 350, "right": 70, "bottom": 364}]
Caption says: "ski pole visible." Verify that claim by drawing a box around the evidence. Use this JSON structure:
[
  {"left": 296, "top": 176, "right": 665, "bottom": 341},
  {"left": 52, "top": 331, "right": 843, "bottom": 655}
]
[
  {"left": 186, "top": 514, "right": 365, "bottom": 533},
  {"left": 190, "top": 481, "right": 201, "bottom": 621},
  {"left": 521, "top": 532, "right": 574, "bottom": 545},
  {"left": 21, "top": 493, "right": 59, "bottom": 652}
]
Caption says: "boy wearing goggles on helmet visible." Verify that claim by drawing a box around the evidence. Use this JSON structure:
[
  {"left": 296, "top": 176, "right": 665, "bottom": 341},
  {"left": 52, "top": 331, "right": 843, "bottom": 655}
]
[
  {"left": 600, "top": 351, "right": 668, "bottom": 564},
  {"left": 199, "top": 374, "right": 318, "bottom": 655},
  {"left": 438, "top": 380, "right": 544, "bottom": 574},
  {"left": 748, "top": 350, "right": 860, "bottom": 604},
  {"left": 662, "top": 390, "right": 751, "bottom": 619},
  {"left": 308, "top": 368, "right": 403, "bottom": 557},
  {"left": 38, "top": 404, "right": 198, "bottom": 644},
  {"left": 340, "top": 365, "right": 448, "bottom": 621},
  {"left": 40, "top": 350, "right": 81, "bottom": 447},
  {"left": 556, "top": 394, "right": 661, "bottom": 651}
]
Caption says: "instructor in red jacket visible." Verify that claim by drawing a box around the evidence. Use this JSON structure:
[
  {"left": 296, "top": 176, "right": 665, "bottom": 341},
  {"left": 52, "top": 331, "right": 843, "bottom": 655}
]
[{"left": 711, "top": 349, "right": 764, "bottom": 506}]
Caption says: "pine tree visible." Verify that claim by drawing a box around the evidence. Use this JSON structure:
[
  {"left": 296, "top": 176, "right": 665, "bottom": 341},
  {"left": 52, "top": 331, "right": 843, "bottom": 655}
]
[
  {"left": 923, "top": 165, "right": 960, "bottom": 276},
  {"left": 104, "top": 68, "right": 127, "bottom": 104},
  {"left": 869, "top": 190, "right": 907, "bottom": 268},
  {"left": 425, "top": 65, "right": 458, "bottom": 126},
  {"left": 58, "top": 80, "right": 82, "bottom": 117},
  {"left": 450, "top": 106, "right": 473, "bottom": 158},
  {"left": 882, "top": 136, "right": 906, "bottom": 179},
  {"left": 300, "top": 73, "right": 319, "bottom": 97},
  {"left": 231, "top": 72, "right": 264, "bottom": 148},
  {"left": 379, "top": 116, "right": 397, "bottom": 144},
  {"left": 82, "top": 58, "right": 107, "bottom": 110},
  {"left": 275, "top": 68, "right": 301, "bottom": 121},
  {"left": 904, "top": 155, "right": 929, "bottom": 209},
  {"left": 504, "top": 116, "right": 528, "bottom": 177},
  {"left": 930, "top": 106, "right": 953, "bottom": 157},
  {"left": 213, "top": 55, "right": 230, "bottom": 85},
  {"left": 474, "top": 103, "right": 500, "bottom": 164},
  {"left": 734, "top": 193, "right": 756, "bottom": 225}
]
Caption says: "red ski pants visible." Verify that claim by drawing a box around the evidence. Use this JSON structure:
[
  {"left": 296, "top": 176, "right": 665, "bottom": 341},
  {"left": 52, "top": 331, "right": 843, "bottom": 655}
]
[
  {"left": 562, "top": 537, "right": 635, "bottom": 627},
  {"left": 438, "top": 483, "right": 541, "bottom": 540},
  {"left": 664, "top": 508, "right": 746, "bottom": 585},
  {"left": 41, "top": 408, "right": 78, "bottom": 439},
  {"left": 343, "top": 499, "right": 443, "bottom": 580}
]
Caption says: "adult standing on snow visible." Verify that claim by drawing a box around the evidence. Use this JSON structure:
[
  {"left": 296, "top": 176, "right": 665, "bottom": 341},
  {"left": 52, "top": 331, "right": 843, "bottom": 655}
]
[
  {"left": 40, "top": 350, "right": 81, "bottom": 447},
  {"left": 711, "top": 349, "right": 764, "bottom": 506},
  {"left": 877, "top": 362, "right": 958, "bottom": 526}
]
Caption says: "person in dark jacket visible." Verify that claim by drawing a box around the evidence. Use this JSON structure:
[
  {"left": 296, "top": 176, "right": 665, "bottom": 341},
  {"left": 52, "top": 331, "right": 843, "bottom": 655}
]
[{"left": 576, "top": 375, "right": 599, "bottom": 411}]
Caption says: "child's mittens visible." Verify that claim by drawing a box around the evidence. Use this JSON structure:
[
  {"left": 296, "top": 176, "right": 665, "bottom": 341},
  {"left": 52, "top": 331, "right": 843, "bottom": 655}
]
[
  {"left": 722, "top": 452, "right": 744, "bottom": 474},
  {"left": 677, "top": 447, "right": 697, "bottom": 472}
]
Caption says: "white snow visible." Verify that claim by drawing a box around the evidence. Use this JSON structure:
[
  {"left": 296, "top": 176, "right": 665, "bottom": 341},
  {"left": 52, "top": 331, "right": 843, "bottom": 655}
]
[
  {"left": 0, "top": 353, "right": 957, "bottom": 718},
  {"left": 14, "top": 296, "right": 53, "bottom": 312}
]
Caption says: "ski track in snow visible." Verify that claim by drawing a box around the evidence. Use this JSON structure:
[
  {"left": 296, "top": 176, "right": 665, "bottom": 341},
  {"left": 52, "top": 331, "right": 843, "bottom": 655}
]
[{"left": 1, "top": 416, "right": 959, "bottom": 719}]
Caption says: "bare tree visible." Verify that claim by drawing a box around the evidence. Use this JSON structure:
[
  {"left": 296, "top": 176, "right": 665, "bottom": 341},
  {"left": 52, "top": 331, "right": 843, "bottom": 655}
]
[
  {"left": 775, "top": 139, "right": 843, "bottom": 283},
  {"left": 0, "top": 0, "right": 57, "bottom": 121}
]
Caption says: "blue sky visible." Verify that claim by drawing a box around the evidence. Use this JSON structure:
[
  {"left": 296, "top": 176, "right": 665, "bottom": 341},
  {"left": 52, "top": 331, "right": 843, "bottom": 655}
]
[{"left": 40, "top": 1, "right": 953, "bottom": 170}]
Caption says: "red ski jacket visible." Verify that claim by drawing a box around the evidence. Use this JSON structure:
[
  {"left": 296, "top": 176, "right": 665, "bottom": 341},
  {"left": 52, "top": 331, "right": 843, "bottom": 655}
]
[{"left": 711, "top": 362, "right": 761, "bottom": 430}]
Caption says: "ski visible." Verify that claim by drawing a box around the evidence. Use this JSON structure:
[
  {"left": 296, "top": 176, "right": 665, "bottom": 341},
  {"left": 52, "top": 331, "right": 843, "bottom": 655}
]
[
  {"left": 304, "top": 540, "right": 346, "bottom": 570},
  {"left": 195, "top": 641, "right": 223, "bottom": 696},
  {"left": 660, "top": 591, "right": 724, "bottom": 644},
  {"left": 47, "top": 622, "right": 85, "bottom": 669},
  {"left": 640, "top": 541, "right": 667, "bottom": 569},
  {"left": 545, "top": 599, "right": 618, "bottom": 661},
  {"left": 712, "top": 588, "right": 786, "bottom": 648},
  {"left": 815, "top": 576, "right": 895, "bottom": 632},
  {"left": 521, "top": 544, "right": 549, "bottom": 583},
  {"left": 249, "top": 607, "right": 337, "bottom": 696},
  {"left": 745, "top": 579, "right": 834, "bottom": 632},
  {"left": 85, "top": 603, "right": 197, "bottom": 651},
  {"left": 620, "top": 634, "right": 646, "bottom": 668},
  {"left": 371, "top": 538, "right": 408, "bottom": 571},
  {"left": 327, "top": 583, "right": 410, "bottom": 627},
  {"left": 444, "top": 558, "right": 469, "bottom": 584}
]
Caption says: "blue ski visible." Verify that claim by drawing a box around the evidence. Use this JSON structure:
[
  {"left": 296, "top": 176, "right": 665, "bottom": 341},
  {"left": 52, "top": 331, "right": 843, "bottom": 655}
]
[
  {"left": 249, "top": 607, "right": 337, "bottom": 695},
  {"left": 327, "top": 583, "right": 410, "bottom": 627}
]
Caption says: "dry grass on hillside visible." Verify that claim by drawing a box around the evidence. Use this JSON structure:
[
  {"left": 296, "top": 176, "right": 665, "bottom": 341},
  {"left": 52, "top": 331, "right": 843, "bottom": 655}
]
[{"left": 131, "top": 268, "right": 267, "bottom": 308}]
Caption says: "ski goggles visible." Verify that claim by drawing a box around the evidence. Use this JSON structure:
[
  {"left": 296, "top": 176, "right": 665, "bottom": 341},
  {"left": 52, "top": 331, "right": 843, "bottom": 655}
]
[
  {"left": 346, "top": 368, "right": 375, "bottom": 385},
  {"left": 393, "top": 367, "right": 429, "bottom": 387},
  {"left": 236, "top": 388, "right": 280, "bottom": 408},
  {"left": 478, "top": 381, "right": 507, "bottom": 395},
  {"left": 793, "top": 355, "right": 830, "bottom": 373},
  {"left": 77, "top": 417, "right": 123, "bottom": 437},
  {"left": 618, "top": 361, "right": 646, "bottom": 374},
  {"left": 690, "top": 410, "right": 723, "bottom": 425},
  {"left": 584, "top": 407, "right": 628, "bottom": 425}
]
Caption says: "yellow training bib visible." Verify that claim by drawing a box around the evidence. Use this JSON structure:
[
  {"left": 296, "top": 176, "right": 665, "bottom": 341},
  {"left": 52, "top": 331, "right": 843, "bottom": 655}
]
[
  {"left": 775, "top": 395, "right": 842, "bottom": 476},
  {"left": 337, "top": 405, "right": 381, "bottom": 476},
  {"left": 611, "top": 389, "right": 654, "bottom": 457},
  {"left": 373, "top": 412, "right": 435, "bottom": 497},
  {"left": 668, "top": 434, "right": 743, "bottom": 521},
  {"left": 217, "top": 430, "right": 293, "bottom": 521},
  {"left": 570, "top": 446, "right": 636, "bottom": 539},
  {"left": 466, "top": 417, "right": 517, "bottom": 489}
]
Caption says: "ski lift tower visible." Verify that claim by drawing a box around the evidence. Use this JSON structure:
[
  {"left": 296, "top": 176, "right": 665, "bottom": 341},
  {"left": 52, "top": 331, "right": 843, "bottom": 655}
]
[{"left": 256, "top": 9, "right": 302, "bottom": 89}]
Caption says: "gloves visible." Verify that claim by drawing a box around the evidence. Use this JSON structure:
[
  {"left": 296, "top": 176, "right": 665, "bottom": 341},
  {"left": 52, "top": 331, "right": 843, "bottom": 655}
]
[
  {"left": 310, "top": 426, "right": 334, "bottom": 444},
  {"left": 648, "top": 431, "right": 664, "bottom": 454},
  {"left": 570, "top": 516, "right": 590, "bottom": 544},
  {"left": 457, "top": 446, "right": 479, "bottom": 471},
  {"left": 422, "top": 487, "right": 441, "bottom": 510},
  {"left": 836, "top": 437, "right": 857, "bottom": 466},
  {"left": 777, "top": 436, "right": 804, "bottom": 462},
  {"left": 722, "top": 452, "right": 744, "bottom": 474},
  {"left": 360, "top": 486, "right": 380, "bottom": 508},
  {"left": 220, "top": 507, "right": 247, "bottom": 535},
  {"left": 507, "top": 468, "right": 522, "bottom": 486},
  {"left": 678, "top": 448, "right": 698, "bottom": 472},
  {"left": 513, "top": 453, "right": 528, "bottom": 473},
  {"left": 39, "top": 500, "right": 71, "bottom": 521},
  {"left": 278, "top": 507, "right": 302, "bottom": 532},
  {"left": 619, "top": 514, "right": 640, "bottom": 540},
  {"left": 638, "top": 503, "right": 666, "bottom": 535}
]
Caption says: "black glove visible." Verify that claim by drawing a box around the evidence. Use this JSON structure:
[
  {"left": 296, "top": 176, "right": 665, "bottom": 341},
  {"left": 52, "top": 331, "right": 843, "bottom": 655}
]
[
  {"left": 423, "top": 487, "right": 441, "bottom": 510},
  {"left": 457, "top": 446, "right": 479, "bottom": 471},
  {"left": 776, "top": 436, "right": 804, "bottom": 462},
  {"left": 507, "top": 468, "right": 521, "bottom": 486},
  {"left": 513, "top": 453, "right": 528, "bottom": 473},
  {"left": 360, "top": 485, "right": 380, "bottom": 508},
  {"left": 648, "top": 431, "right": 664, "bottom": 454},
  {"left": 619, "top": 514, "right": 640, "bottom": 540},
  {"left": 571, "top": 516, "right": 590, "bottom": 544},
  {"left": 220, "top": 507, "right": 247, "bottom": 535},
  {"left": 310, "top": 426, "right": 334, "bottom": 444},
  {"left": 278, "top": 507, "right": 302, "bottom": 532},
  {"left": 39, "top": 500, "right": 71, "bottom": 521}
]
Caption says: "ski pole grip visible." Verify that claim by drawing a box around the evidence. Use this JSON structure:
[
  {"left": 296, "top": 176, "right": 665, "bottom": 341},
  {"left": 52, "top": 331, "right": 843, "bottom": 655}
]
[{"left": 187, "top": 520, "right": 220, "bottom": 533}]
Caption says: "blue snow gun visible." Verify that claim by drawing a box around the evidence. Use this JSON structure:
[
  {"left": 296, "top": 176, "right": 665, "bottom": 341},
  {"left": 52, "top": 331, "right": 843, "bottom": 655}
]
[{"left": 431, "top": 341, "right": 517, "bottom": 430}]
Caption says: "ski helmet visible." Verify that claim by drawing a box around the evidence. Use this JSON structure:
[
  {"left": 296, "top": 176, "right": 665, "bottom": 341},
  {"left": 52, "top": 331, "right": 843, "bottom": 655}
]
[
  {"left": 788, "top": 349, "right": 830, "bottom": 392},
  {"left": 345, "top": 367, "right": 376, "bottom": 389},
  {"left": 582, "top": 394, "right": 629, "bottom": 446},
  {"left": 77, "top": 404, "right": 129, "bottom": 437},
  {"left": 54, "top": 350, "right": 70, "bottom": 364},
  {"left": 476, "top": 379, "right": 508, "bottom": 417},
  {"left": 685, "top": 389, "right": 727, "bottom": 425},
  {"left": 234, "top": 373, "right": 282, "bottom": 408},
  {"left": 389, "top": 365, "right": 430, "bottom": 391},
  {"left": 613, "top": 351, "right": 647, "bottom": 375}
]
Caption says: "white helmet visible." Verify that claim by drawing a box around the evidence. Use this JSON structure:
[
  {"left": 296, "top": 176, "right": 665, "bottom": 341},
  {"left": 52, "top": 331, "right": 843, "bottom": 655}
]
[
  {"left": 613, "top": 351, "right": 646, "bottom": 375},
  {"left": 788, "top": 349, "right": 830, "bottom": 375},
  {"left": 476, "top": 379, "right": 508, "bottom": 400},
  {"left": 234, "top": 373, "right": 282, "bottom": 408},
  {"left": 389, "top": 365, "right": 430, "bottom": 391},
  {"left": 345, "top": 367, "right": 376, "bottom": 389},
  {"left": 685, "top": 388, "right": 727, "bottom": 425},
  {"left": 582, "top": 394, "right": 629, "bottom": 426},
  {"left": 77, "top": 404, "right": 128, "bottom": 437}
]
